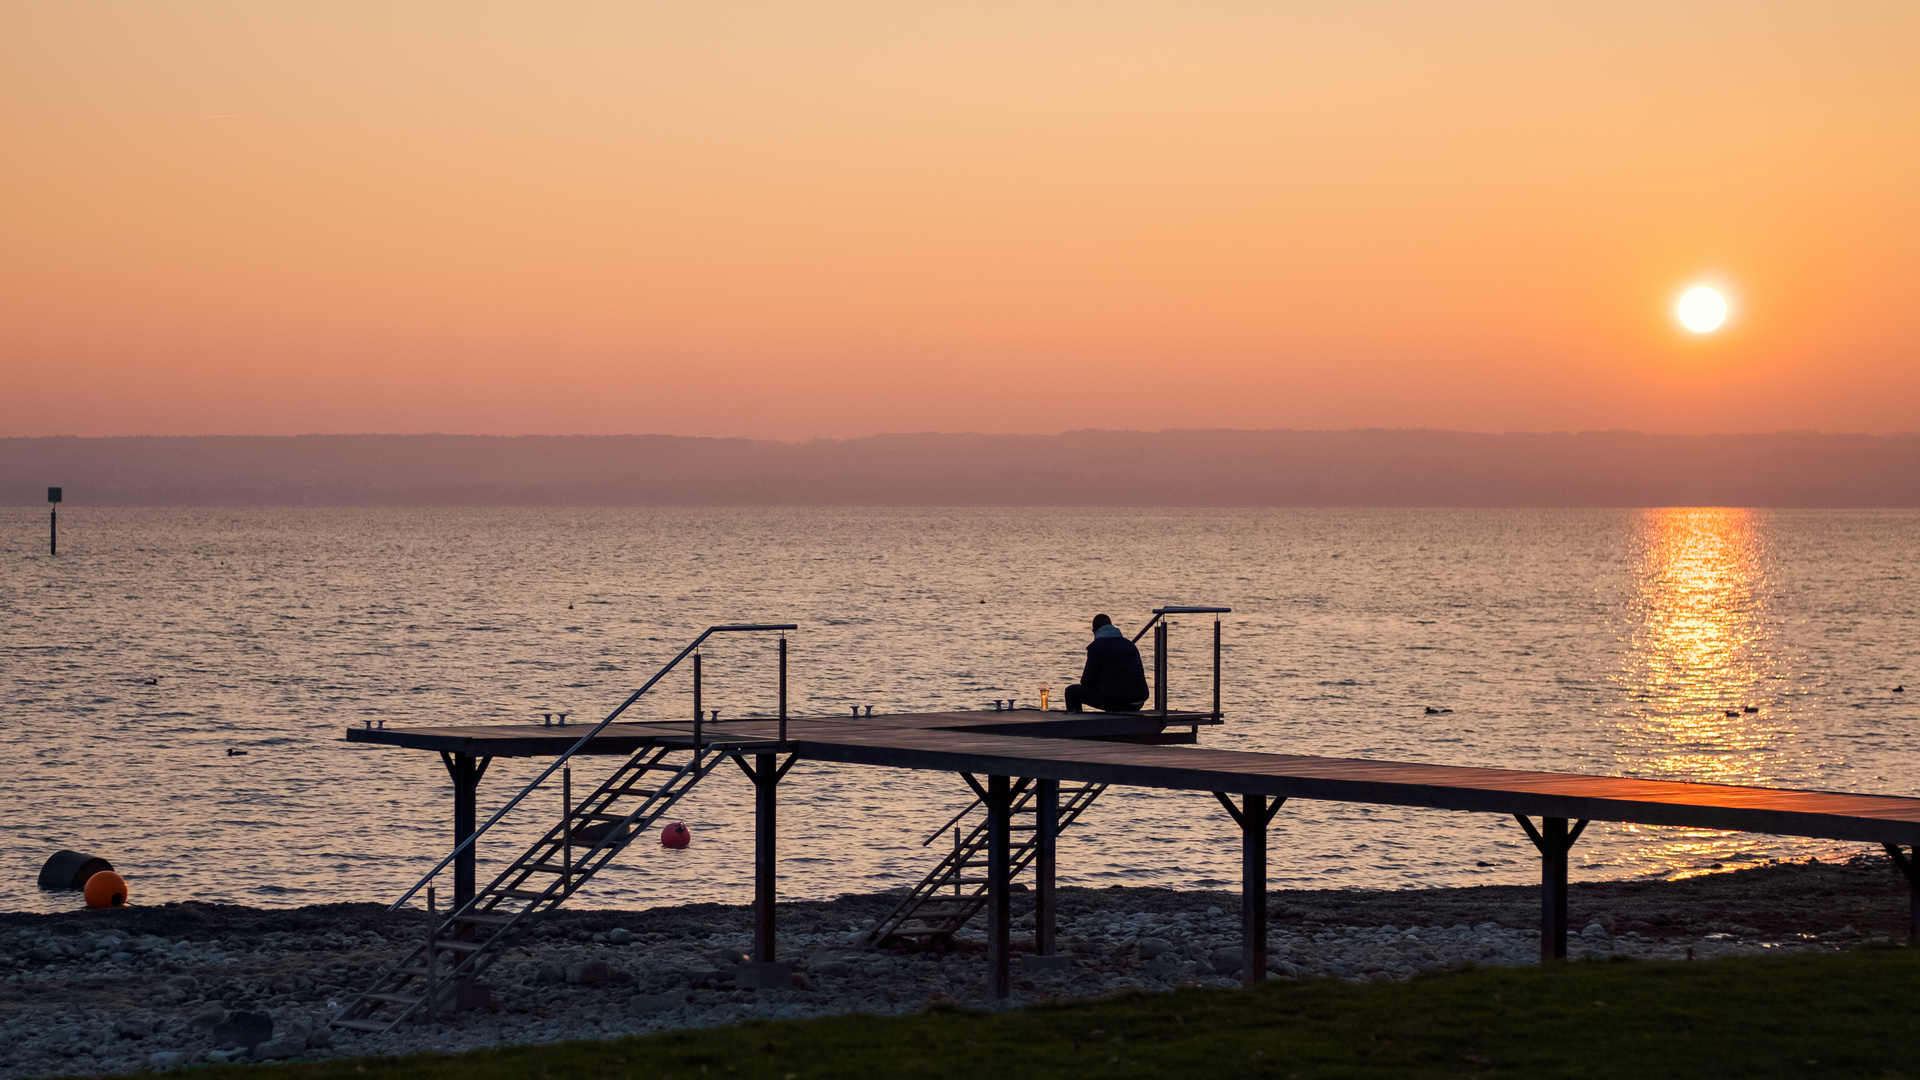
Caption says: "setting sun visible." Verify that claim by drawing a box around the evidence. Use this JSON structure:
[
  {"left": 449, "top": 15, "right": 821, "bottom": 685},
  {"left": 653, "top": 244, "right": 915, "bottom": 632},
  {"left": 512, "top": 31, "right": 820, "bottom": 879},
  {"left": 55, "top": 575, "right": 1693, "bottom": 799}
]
[{"left": 1678, "top": 286, "right": 1729, "bottom": 333}]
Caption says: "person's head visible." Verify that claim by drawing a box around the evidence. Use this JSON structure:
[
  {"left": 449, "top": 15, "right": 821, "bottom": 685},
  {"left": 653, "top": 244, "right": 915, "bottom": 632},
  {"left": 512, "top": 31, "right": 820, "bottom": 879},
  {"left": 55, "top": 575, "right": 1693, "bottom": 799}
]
[{"left": 1091, "top": 613, "right": 1112, "bottom": 634}]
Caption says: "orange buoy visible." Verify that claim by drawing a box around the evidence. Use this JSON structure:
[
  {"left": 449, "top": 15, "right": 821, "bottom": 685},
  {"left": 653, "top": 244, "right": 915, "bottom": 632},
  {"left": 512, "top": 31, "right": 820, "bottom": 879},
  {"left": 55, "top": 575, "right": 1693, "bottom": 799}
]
[
  {"left": 660, "top": 822, "right": 690, "bottom": 849},
  {"left": 83, "top": 871, "right": 128, "bottom": 908}
]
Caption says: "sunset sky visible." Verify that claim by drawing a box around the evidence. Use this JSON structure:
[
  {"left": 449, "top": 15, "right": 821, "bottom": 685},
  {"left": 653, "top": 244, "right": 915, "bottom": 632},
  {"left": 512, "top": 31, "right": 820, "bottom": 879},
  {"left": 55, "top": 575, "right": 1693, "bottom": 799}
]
[{"left": 3, "top": 1, "right": 1916, "bottom": 440}]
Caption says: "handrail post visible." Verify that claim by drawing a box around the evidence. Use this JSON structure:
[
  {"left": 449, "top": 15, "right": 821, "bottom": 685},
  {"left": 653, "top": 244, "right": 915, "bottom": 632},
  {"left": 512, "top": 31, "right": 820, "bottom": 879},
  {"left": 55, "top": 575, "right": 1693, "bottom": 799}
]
[
  {"left": 778, "top": 635, "right": 788, "bottom": 744},
  {"left": 424, "top": 885, "right": 437, "bottom": 1021},
  {"left": 1212, "top": 617, "right": 1222, "bottom": 721},
  {"left": 693, "top": 652, "right": 703, "bottom": 748},
  {"left": 1155, "top": 622, "right": 1169, "bottom": 715},
  {"left": 562, "top": 766, "right": 572, "bottom": 891}
]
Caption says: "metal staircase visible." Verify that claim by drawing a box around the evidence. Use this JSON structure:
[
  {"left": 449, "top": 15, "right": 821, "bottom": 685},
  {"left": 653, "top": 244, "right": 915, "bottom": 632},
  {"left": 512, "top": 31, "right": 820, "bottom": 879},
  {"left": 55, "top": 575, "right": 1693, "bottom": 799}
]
[
  {"left": 869, "top": 779, "right": 1107, "bottom": 947},
  {"left": 332, "top": 623, "right": 794, "bottom": 1034},
  {"left": 333, "top": 741, "right": 717, "bottom": 1032}
]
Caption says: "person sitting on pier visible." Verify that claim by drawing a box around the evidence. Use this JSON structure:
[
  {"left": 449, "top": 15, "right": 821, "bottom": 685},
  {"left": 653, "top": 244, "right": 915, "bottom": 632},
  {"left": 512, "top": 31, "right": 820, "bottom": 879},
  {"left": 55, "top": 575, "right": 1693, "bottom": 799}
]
[{"left": 1064, "top": 614, "right": 1150, "bottom": 713}]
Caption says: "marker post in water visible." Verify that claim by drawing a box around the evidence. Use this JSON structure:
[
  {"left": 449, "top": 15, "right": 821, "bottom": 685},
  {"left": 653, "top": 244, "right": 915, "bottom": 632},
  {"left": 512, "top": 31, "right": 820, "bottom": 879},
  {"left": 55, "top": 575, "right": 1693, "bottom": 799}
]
[{"left": 47, "top": 487, "right": 60, "bottom": 556}]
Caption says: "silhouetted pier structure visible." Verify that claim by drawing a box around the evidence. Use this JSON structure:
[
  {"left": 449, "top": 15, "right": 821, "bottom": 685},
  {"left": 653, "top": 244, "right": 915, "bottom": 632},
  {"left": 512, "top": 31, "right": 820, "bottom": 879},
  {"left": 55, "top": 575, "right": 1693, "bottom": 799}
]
[{"left": 334, "top": 616, "right": 1920, "bottom": 1032}]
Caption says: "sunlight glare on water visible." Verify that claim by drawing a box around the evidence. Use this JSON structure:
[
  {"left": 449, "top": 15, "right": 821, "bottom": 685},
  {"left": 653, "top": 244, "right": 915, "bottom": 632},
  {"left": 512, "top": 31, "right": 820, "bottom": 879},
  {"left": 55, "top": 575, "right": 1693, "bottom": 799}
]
[
  {"left": 1599, "top": 508, "right": 1830, "bottom": 878},
  {"left": 1619, "top": 508, "right": 1781, "bottom": 784}
]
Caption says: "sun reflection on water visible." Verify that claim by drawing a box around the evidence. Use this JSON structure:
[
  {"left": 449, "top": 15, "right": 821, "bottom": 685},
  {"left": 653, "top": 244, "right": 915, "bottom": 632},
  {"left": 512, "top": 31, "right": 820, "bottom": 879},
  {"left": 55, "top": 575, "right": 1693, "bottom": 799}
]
[
  {"left": 1619, "top": 507, "right": 1777, "bottom": 782},
  {"left": 1602, "top": 508, "right": 1825, "bottom": 876}
]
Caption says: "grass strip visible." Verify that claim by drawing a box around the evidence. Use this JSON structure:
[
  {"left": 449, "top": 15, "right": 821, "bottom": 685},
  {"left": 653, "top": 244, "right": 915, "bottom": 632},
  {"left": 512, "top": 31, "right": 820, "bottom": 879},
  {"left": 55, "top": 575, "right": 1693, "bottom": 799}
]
[{"left": 121, "top": 947, "right": 1920, "bottom": 1080}]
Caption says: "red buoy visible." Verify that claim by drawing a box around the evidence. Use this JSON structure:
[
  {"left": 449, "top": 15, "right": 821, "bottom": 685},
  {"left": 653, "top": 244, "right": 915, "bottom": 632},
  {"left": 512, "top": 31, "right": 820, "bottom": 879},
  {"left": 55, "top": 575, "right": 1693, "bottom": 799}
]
[
  {"left": 660, "top": 822, "right": 690, "bottom": 849},
  {"left": 84, "top": 871, "right": 128, "bottom": 908}
]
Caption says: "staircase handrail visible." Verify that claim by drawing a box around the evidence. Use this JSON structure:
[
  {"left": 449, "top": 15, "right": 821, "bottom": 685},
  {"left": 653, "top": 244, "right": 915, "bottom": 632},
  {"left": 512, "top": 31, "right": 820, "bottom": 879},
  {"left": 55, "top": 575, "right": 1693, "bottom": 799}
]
[
  {"left": 1129, "top": 604, "right": 1232, "bottom": 644},
  {"left": 922, "top": 798, "right": 984, "bottom": 847},
  {"left": 387, "top": 622, "right": 796, "bottom": 912}
]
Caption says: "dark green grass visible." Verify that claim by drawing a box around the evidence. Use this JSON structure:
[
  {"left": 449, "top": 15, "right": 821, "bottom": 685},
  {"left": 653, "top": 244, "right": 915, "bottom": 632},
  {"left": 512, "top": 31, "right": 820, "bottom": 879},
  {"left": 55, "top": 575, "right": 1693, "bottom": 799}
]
[{"left": 133, "top": 948, "right": 1920, "bottom": 1080}]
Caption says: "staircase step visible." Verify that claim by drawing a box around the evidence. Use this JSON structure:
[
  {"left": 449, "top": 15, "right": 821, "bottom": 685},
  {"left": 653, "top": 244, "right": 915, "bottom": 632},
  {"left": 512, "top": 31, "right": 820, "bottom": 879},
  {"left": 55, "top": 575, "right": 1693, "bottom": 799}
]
[
  {"left": 331, "top": 1019, "right": 392, "bottom": 1032},
  {"left": 453, "top": 913, "right": 518, "bottom": 926},
  {"left": 395, "top": 964, "right": 466, "bottom": 977},
  {"left": 496, "top": 888, "right": 551, "bottom": 901},
  {"left": 362, "top": 992, "right": 424, "bottom": 1006},
  {"left": 596, "top": 787, "right": 667, "bottom": 800},
  {"left": 431, "top": 939, "right": 484, "bottom": 952}
]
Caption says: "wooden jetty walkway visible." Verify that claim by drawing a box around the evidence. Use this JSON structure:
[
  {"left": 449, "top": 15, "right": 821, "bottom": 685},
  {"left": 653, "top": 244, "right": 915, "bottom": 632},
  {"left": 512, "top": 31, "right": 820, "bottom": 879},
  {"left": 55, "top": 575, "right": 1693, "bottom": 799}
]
[{"left": 333, "top": 618, "right": 1920, "bottom": 1032}]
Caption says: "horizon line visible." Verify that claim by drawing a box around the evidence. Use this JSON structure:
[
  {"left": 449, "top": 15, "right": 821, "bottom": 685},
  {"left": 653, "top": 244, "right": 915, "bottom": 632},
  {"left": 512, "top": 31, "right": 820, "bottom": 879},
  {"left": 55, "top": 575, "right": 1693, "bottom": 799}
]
[{"left": 9, "top": 427, "right": 1920, "bottom": 443}]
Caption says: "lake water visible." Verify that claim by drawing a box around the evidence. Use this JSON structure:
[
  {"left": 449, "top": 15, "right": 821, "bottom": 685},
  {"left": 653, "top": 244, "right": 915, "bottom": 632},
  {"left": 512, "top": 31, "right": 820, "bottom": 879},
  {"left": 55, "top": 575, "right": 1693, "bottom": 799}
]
[{"left": 2, "top": 507, "right": 1915, "bottom": 915}]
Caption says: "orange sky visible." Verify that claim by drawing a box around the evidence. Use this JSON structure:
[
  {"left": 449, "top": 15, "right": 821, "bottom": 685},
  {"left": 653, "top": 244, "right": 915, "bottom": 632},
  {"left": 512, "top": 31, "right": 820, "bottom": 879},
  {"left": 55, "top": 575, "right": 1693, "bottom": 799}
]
[{"left": 2, "top": 1, "right": 1916, "bottom": 439}]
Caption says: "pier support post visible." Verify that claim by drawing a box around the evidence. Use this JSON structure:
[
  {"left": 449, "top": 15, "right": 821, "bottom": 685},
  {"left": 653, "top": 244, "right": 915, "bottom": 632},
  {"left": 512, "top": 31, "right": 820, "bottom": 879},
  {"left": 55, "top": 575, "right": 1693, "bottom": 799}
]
[
  {"left": 1215, "top": 791, "right": 1284, "bottom": 983},
  {"left": 1883, "top": 844, "right": 1920, "bottom": 939},
  {"left": 987, "top": 774, "right": 1012, "bottom": 1002},
  {"left": 754, "top": 752, "right": 777, "bottom": 963},
  {"left": 1516, "top": 815, "right": 1587, "bottom": 960},
  {"left": 440, "top": 752, "right": 491, "bottom": 913},
  {"left": 733, "top": 751, "right": 799, "bottom": 975},
  {"left": 1035, "top": 778, "right": 1059, "bottom": 956}
]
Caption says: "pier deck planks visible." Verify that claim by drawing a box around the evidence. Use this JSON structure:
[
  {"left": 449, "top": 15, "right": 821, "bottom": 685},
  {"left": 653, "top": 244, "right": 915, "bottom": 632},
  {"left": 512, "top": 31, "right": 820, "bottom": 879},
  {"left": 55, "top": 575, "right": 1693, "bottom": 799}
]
[{"left": 347, "top": 711, "right": 1920, "bottom": 846}]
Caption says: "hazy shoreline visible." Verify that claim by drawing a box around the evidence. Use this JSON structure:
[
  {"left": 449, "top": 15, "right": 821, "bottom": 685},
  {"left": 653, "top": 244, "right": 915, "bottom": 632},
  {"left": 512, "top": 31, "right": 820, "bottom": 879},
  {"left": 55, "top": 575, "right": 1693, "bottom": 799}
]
[{"left": 8, "top": 430, "right": 1920, "bottom": 506}]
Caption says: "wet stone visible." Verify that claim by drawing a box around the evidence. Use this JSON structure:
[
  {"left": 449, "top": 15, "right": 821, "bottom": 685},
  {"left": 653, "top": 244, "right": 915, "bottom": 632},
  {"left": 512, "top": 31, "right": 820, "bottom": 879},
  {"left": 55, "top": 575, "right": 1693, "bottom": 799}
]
[
  {"left": 628, "top": 991, "right": 682, "bottom": 1015},
  {"left": 566, "top": 961, "right": 612, "bottom": 986},
  {"left": 253, "top": 1036, "right": 307, "bottom": 1061},
  {"left": 209, "top": 1010, "right": 273, "bottom": 1050}
]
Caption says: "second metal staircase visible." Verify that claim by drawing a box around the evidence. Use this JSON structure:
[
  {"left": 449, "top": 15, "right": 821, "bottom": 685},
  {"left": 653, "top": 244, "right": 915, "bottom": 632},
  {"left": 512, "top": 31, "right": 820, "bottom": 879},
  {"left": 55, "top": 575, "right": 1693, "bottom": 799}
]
[{"left": 869, "top": 779, "right": 1107, "bottom": 947}]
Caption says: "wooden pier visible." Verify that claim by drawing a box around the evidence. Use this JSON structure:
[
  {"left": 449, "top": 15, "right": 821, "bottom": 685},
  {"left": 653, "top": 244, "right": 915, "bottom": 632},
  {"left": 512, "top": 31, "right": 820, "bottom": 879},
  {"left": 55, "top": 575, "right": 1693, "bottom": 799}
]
[
  {"left": 332, "top": 619, "right": 1920, "bottom": 1032},
  {"left": 347, "top": 707, "right": 1920, "bottom": 1007}
]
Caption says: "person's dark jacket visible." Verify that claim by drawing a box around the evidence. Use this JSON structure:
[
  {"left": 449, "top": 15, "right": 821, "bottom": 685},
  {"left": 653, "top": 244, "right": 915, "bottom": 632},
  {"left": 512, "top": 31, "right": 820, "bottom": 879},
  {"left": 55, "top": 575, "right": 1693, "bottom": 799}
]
[{"left": 1081, "top": 625, "right": 1150, "bottom": 704}]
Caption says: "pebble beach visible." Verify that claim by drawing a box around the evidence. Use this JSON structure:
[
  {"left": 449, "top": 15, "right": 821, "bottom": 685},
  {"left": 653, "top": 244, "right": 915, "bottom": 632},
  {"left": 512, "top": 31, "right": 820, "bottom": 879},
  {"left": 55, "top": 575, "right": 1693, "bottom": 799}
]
[{"left": 1, "top": 854, "right": 1910, "bottom": 1079}]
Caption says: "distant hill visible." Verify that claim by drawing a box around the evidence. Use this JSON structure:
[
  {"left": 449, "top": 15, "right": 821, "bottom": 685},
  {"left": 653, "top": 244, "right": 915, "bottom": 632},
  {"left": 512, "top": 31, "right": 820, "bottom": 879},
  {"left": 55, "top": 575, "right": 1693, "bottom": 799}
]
[{"left": 4, "top": 430, "right": 1919, "bottom": 507}]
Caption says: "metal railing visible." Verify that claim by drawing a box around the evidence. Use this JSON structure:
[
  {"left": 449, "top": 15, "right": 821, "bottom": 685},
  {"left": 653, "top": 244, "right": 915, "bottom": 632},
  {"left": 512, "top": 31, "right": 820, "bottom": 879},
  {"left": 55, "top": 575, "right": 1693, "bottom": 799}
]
[
  {"left": 387, "top": 622, "right": 796, "bottom": 912},
  {"left": 1132, "top": 605, "right": 1231, "bottom": 719},
  {"left": 925, "top": 604, "right": 1232, "bottom": 837}
]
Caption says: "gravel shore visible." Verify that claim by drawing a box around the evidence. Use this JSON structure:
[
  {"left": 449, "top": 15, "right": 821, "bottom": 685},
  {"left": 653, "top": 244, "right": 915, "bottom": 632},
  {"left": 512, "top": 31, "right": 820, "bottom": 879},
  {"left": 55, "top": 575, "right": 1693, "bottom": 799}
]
[{"left": 1, "top": 853, "right": 1909, "bottom": 1079}]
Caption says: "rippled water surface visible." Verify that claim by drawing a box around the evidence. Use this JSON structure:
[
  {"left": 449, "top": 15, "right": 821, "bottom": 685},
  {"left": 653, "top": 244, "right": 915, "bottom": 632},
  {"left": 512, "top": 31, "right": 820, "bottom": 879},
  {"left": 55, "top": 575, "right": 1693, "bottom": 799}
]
[{"left": 3, "top": 507, "right": 1915, "bottom": 914}]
